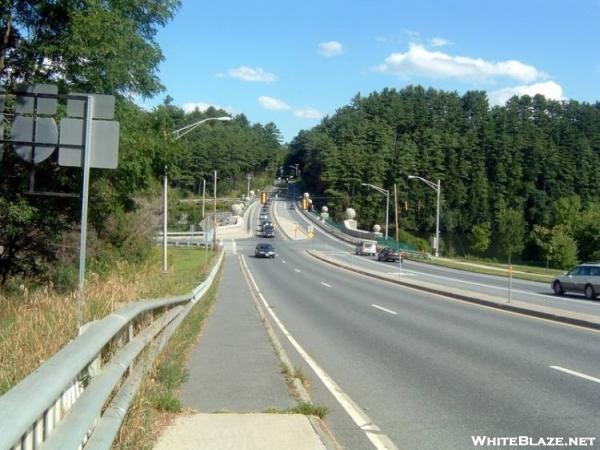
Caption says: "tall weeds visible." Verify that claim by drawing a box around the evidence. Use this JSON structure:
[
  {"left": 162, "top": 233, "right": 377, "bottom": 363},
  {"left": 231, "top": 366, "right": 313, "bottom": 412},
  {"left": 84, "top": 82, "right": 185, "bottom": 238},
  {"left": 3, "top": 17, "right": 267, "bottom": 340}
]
[{"left": 0, "top": 248, "right": 213, "bottom": 395}]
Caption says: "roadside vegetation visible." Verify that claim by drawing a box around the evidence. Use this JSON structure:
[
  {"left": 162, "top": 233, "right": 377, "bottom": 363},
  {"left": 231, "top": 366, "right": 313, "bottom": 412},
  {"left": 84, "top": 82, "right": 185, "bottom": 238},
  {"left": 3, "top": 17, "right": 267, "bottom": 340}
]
[
  {"left": 0, "top": 2, "right": 286, "bottom": 292},
  {"left": 0, "top": 247, "right": 215, "bottom": 395},
  {"left": 288, "top": 87, "right": 600, "bottom": 268},
  {"left": 427, "top": 257, "right": 564, "bottom": 283},
  {"left": 114, "top": 266, "right": 222, "bottom": 450}
]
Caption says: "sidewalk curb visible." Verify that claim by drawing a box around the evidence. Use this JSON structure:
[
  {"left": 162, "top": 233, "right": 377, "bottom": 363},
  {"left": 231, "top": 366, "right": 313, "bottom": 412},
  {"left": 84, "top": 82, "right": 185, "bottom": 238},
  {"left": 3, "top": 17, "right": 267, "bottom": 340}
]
[
  {"left": 238, "top": 255, "right": 342, "bottom": 450},
  {"left": 307, "top": 250, "right": 600, "bottom": 332}
]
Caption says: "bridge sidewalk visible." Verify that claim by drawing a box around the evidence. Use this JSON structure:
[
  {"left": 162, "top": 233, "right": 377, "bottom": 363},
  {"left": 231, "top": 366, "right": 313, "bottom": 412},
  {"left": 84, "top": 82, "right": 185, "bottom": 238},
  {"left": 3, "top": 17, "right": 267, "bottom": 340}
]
[{"left": 153, "top": 255, "right": 329, "bottom": 449}]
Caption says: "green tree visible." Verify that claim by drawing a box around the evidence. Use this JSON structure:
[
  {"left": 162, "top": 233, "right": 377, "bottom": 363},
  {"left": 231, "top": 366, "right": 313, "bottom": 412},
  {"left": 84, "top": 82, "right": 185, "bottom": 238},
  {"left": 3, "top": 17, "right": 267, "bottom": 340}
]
[
  {"left": 0, "top": 0, "right": 181, "bottom": 284},
  {"left": 497, "top": 208, "right": 525, "bottom": 264},
  {"left": 549, "top": 226, "right": 579, "bottom": 269},
  {"left": 470, "top": 222, "right": 491, "bottom": 254}
]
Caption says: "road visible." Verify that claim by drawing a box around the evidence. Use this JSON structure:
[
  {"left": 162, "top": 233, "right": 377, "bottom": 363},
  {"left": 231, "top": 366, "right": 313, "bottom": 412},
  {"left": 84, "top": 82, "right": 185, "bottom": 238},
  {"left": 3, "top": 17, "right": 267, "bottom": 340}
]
[
  {"left": 283, "top": 199, "right": 600, "bottom": 318},
  {"left": 230, "top": 195, "right": 600, "bottom": 449}
]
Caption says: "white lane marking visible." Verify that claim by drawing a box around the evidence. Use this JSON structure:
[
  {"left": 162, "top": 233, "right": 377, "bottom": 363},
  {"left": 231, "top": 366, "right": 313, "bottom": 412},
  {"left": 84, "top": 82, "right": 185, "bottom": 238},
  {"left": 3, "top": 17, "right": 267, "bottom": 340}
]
[
  {"left": 294, "top": 268, "right": 301, "bottom": 273},
  {"left": 550, "top": 366, "right": 600, "bottom": 385},
  {"left": 339, "top": 254, "right": 567, "bottom": 303},
  {"left": 232, "top": 239, "right": 237, "bottom": 255},
  {"left": 371, "top": 304, "right": 398, "bottom": 316},
  {"left": 239, "top": 255, "right": 398, "bottom": 450},
  {"left": 320, "top": 282, "right": 332, "bottom": 288},
  {"left": 282, "top": 260, "right": 287, "bottom": 264}
]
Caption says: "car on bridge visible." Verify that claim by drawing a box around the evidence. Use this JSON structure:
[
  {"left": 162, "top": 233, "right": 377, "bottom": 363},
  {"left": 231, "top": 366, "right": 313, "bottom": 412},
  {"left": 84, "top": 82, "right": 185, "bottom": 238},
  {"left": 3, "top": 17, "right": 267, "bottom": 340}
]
[
  {"left": 255, "top": 243, "right": 275, "bottom": 258},
  {"left": 377, "top": 247, "right": 401, "bottom": 262},
  {"left": 355, "top": 240, "right": 377, "bottom": 256},
  {"left": 262, "top": 225, "right": 275, "bottom": 238},
  {"left": 552, "top": 262, "right": 600, "bottom": 299}
]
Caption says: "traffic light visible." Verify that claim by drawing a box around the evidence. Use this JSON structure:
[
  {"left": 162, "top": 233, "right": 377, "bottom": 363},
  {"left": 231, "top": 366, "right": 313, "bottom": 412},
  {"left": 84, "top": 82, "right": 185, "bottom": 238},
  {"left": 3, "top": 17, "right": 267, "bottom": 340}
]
[{"left": 260, "top": 191, "right": 267, "bottom": 204}]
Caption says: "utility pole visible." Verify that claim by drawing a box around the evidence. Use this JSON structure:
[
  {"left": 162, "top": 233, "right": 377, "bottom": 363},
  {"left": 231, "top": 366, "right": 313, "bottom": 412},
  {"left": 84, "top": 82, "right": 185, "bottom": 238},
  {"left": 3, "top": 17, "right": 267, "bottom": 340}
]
[
  {"left": 202, "top": 178, "right": 206, "bottom": 219},
  {"left": 394, "top": 184, "right": 399, "bottom": 245},
  {"left": 213, "top": 170, "right": 217, "bottom": 250},
  {"left": 163, "top": 166, "right": 168, "bottom": 272}
]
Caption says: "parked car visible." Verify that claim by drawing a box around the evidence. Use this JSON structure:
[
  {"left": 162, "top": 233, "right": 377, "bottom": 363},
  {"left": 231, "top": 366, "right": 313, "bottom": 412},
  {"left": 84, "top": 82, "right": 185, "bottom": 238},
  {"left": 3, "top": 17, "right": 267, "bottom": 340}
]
[
  {"left": 552, "top": 262, "right": 600, "bottom": 299},
  {"left": 355, "top": 240, "right": 377, "bottom": 256},
  {"left": 377, "top": 247, "right": 400, "bottom": 262},
  {"left": 255, "top": 243, "right": 275, "bottom": 258}
]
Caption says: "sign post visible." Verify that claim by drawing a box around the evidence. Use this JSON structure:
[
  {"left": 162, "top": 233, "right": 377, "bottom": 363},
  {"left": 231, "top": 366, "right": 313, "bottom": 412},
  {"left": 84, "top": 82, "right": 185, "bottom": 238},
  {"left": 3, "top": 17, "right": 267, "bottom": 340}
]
[
  {"left": 0, "top": 85, "right": 120, "bottom": 332},
  {"left": 508, "top": 265, "right": 513, "bottom": 303}
]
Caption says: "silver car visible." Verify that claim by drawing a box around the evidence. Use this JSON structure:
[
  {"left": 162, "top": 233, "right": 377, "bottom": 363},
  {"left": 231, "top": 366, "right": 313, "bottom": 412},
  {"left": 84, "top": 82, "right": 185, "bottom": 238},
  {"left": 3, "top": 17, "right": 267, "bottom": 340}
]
[{"left": 552, "top": 263, "right": 600, "bottom": 299}]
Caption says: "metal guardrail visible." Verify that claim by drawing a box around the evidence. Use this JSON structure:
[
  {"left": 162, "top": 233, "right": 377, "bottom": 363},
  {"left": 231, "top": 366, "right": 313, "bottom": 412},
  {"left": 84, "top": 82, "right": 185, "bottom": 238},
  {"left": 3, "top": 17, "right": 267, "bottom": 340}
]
[
  {"left": 0, "top": 250, "right": 225, "bottom": 450},
  {"left": 297, "top": 206, "right": 431, "bottom": 261}
]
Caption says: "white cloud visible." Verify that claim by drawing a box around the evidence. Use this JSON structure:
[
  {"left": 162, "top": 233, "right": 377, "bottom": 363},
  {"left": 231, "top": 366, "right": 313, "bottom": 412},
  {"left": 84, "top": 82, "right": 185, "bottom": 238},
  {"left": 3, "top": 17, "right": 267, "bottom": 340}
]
[
  {"left": 227, "top": 66, "right": 276, "bottom": 82},
  {"left": 488, "top": 81, "right": 565, "bottom": 106},
  {"left": 258, "top": 96, "right": 291, "bottom": 111},
  {"left": 318, "top": 41, "right": 343, "bottom": 57},
  {"left": 430, "top": 37, "right": 451, "bottom": 47},
  {"left": 181, "top": 102, "right": 235, "bottom": 114},
  {"left": 293, "top": 107, "right": 323, "bottom": 120},
  {"left": 375, "top": 43, "right": 544, "bottom": 83}
]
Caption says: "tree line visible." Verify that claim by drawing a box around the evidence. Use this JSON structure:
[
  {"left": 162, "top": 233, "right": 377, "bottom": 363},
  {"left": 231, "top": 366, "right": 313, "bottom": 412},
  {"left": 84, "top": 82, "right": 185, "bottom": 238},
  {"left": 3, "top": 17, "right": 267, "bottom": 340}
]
[
  {"left": 286, "top": 86, "right": 600, "bottom": 267},
  {"left": 0, "top": 1, "right": 284, "bottom": 287}
]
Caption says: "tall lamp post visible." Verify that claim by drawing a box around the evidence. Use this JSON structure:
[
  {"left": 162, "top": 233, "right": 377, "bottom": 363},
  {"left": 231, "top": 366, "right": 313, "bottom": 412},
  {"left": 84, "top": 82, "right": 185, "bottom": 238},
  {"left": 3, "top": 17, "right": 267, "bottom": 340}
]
[
  {"left": 163, "top": 116, "right": 231, "bottom": 272},
  {"left": 361, "top": 183, "right": 390, "bottom": 240},
  {"left": 408, "top": 175, "right": 441, "bottom": 257}
]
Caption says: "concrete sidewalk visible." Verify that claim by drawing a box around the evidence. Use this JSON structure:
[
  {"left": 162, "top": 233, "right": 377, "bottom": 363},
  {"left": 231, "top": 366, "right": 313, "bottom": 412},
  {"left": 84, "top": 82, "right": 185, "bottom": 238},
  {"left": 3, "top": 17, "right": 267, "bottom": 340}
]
[{"left": 153, "top": 255, "right": 329, "bottom": 449}]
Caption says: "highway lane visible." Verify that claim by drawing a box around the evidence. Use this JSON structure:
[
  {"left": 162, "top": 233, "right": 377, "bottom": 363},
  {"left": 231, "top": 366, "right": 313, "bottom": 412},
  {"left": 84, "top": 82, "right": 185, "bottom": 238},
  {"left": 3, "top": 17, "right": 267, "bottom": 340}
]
[
  {"left": 278, "top": 199, "right": 600, "bottom": 317},
  {"left": 240, "top": 235, "right": 600, "bottom": 449},
  {"left": 235, "top": 202, "right": 600, "bottom": 449}
]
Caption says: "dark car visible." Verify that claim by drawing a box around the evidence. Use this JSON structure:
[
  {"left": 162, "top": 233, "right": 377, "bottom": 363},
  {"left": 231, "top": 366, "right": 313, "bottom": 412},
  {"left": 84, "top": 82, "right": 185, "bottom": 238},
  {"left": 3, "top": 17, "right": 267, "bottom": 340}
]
[
  {"left": 262, "top": 225, "right": 275, "bottom": 238},
  {"left": 377, "top": 247, "right": 400, "bottom": 262},
  {"left": 255, "top": 243, "right": 275, "bottom": 258}
]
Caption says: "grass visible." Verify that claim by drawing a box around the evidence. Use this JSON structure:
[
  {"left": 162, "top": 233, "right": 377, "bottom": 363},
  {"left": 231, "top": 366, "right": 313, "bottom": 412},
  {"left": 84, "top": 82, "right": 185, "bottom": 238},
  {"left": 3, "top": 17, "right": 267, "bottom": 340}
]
[
  {"left": 265, "top": 402, "right": 329, "bottom": 420},
  {"left": 113, "top": 266, "right": 222, "bottom": 450},
  {"left": 0, "top": 246, "right": 216, "bottom": 395},
  {"left": 424, "top": 256, "right": 563, "bottom": 283}
]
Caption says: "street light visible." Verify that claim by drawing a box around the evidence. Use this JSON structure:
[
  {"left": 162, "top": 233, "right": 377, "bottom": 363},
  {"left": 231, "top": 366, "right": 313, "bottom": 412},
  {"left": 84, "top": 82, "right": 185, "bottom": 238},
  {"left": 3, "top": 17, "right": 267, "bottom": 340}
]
[
  {"left": 408, "top": 175, "right": 441, "bottom": 257},
  {"left": 361, "top": 183, "right": 390, "bottom": 240},
  {"left": 171, "top": 116, "right": 231, "bottom": 140},
  {"left": 163, "top": 116, "right": 231, "bottom": 272}
]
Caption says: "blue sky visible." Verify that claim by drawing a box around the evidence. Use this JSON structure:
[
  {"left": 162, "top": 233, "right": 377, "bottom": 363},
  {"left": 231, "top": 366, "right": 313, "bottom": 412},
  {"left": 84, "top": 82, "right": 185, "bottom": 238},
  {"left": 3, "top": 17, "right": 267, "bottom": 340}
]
[{"left": 143, "top": 0, "right": 600, "bottom": 142}]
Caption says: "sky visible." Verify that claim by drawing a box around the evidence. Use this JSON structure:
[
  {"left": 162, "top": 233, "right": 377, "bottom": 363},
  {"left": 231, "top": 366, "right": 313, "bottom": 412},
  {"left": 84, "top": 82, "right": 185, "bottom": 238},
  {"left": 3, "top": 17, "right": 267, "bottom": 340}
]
[{"left": 142, "top": 0, "right": 600, "bottom": 142}]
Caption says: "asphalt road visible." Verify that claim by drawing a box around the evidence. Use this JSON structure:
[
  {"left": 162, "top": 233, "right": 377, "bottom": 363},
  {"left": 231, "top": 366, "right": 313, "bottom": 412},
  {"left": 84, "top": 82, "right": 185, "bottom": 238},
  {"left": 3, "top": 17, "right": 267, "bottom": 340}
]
[
  {"left": 235, "top": 196, "right": 600, "bottom": 449},
  {"left": 283, "top": 200, "right": 600, "bottom": 318}
]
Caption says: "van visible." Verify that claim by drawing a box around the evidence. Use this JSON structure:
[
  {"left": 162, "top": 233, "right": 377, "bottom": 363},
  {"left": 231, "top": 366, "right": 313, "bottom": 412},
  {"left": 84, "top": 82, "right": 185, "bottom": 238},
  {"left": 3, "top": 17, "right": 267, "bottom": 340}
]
[{"left": 355, "top": 240, "right": 377, "bottom": 256}]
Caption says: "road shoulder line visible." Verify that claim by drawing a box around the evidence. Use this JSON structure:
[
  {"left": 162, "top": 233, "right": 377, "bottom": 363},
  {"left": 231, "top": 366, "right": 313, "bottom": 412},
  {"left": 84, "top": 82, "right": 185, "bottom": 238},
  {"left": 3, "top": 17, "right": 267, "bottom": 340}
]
[
  {"left": 238, "top": 255, "right": 342, "bottom": 450},
  {"left": 306, "top": 250, "right": 600, "bottom": 332},
  {"left": 239, "top": 255, "right": 398, "bottom": 450}
]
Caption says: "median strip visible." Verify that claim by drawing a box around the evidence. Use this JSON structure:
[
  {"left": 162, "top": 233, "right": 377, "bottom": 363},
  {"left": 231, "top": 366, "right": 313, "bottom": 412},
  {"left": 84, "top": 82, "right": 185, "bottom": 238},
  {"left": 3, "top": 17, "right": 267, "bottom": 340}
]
[{"left": 306, "top": 250, "right": 600, "bottom": 332}]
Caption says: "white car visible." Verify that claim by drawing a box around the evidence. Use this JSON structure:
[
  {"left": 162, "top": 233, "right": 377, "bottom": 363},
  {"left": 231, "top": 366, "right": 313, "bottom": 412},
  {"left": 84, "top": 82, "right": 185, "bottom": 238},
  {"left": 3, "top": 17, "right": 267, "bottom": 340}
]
[{"left": 355, "top": 240, "right": 377, "bottom": 256}]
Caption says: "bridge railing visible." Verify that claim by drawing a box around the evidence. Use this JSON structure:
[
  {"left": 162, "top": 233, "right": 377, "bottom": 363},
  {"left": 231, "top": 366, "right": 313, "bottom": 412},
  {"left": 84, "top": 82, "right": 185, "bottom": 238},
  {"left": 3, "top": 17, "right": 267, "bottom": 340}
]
[
  {"left": 0, "top": 250, "right": 224, "bottom": 450},
  {"left": 297, "top": 206, "right": 431, "bottom": 260}
]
